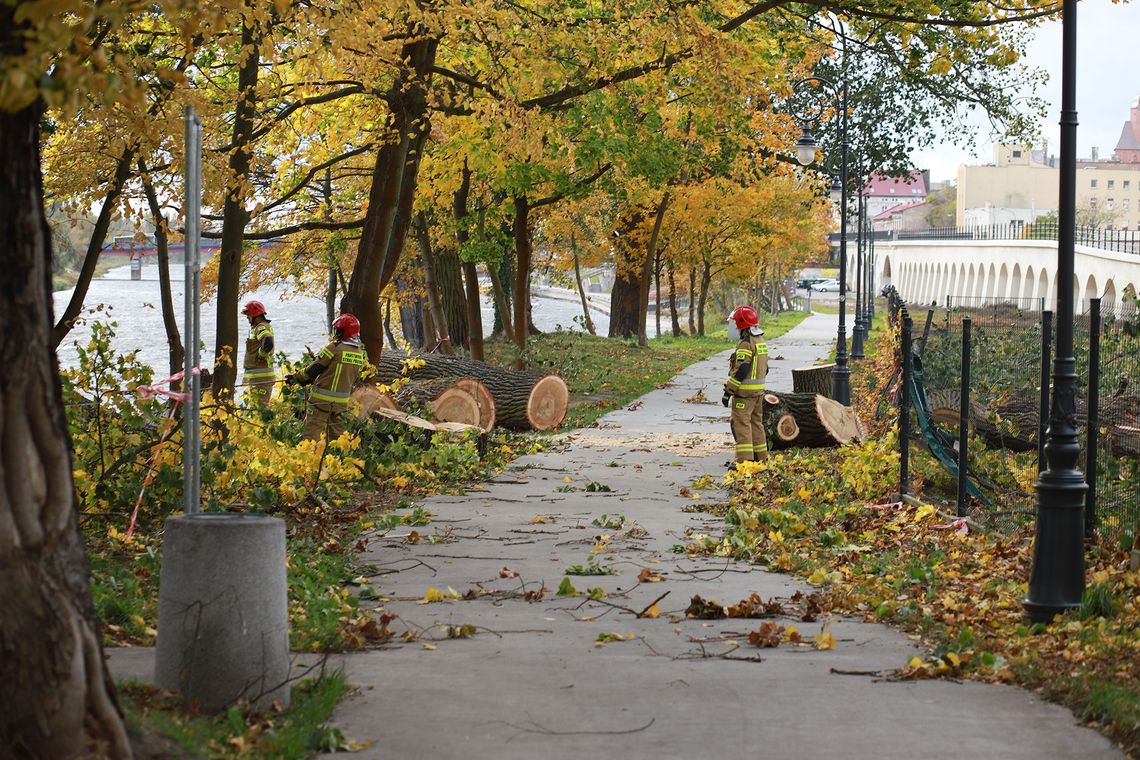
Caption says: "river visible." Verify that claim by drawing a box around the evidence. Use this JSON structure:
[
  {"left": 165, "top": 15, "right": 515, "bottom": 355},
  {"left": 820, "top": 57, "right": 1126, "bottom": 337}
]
[{"left": 53, "top": 263, "right": 611, "bottom": 379}]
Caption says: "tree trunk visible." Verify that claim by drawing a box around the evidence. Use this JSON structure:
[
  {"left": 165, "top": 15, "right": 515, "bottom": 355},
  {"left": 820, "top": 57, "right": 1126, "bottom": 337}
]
[
  {"left": 375, "top": 353, "right": 568, "bottom": 430},
  {"left": 688, "top": 267, "right": 697, "bottom": 335},
  {"left": 213, "top": 15, "right": 262, "bottom": 401},
  {"left": 396, "top": 281, "right": 425, "bottom": 349},
  {"left": 383, "top": 297, "right": 398, "bottom": 350},
  {"left": 608, "top": 266, "right": 641, "bottom": 339},
  {"left": 654, "top": 248, "right": 662, "bottom": 339},
  {"left": 570, "top": 233, "right": 596, "bottom": 335},
  {"left": 453, "top": 163, "right": 484, "bottom": 359},
  {"left": 697, "top": 260, "right": 712, "bottom": 336},
  {"left": 762, "top": 392, "right": 865, "bottom": 450},
  {"left": 1, "top": 94, "right": 131, "bottom": 759},
  {"left": 511, "top": 196, "right": 532, "bottom": 368},
  {"left": 395, "top": 378, "right": 480, "bottom": 426},
  {"left": 792, "top": 364, "right": 834, "bottom": 398},
  {"left": 667, "top": 258, "right": 681, "bottom": 337},
  {"left": 414, "top": 212, "right": 453, "bottom": 354},
  {"left": 323, "top": 169, "right": 337, "bottom": 329},
  {"left": 342, "top": 37, "right": 438, "bottom": 364},
  {"left": 486, "top": 261, "right": 514, "bottom": 342},
  {"left": 140, "top": 163, "right": 184, "bottom": 379},
  {"left": 52, "top": 146, "right": 135, "bottom": 347},
  {"left": 637, "top": 193, "right": 669, "bottom": 348},
  {"left": 435, "top": 244, "right": 468, "bottom": 352}
]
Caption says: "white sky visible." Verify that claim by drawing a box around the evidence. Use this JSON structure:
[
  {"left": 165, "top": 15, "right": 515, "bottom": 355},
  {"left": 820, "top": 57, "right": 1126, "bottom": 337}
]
[{"left": 912, "top": 0, "right": 1140, "bottom": 185}]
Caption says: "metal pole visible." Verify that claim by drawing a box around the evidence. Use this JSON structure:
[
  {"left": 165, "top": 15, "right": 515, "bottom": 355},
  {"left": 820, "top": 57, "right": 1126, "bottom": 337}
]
[
  {"left": 1038, "top": 310, "right": 1053, "bottom": 474},
  {"left": 183, "top": 107, "right": 202, "bottom": 515},
  {"left": 852, "top": 169, "right": 866, "bottom": 359},
  {"left": 1085, "top": 298, "right": 1101, "bottom": 540},
  {"left": 1026, "top": 0, "right": 1086, "bottom": 621},
  {"left": 900, "top": 311, "right": 913, "bottom": 496},
  {"left": 868, "top": 233, "right": 876, "bottom": 329},
  {"left": 832, "top": 77, "right": 852, "bottom": 404},
  {"left": 957, "top": 317, "right": 972, "bottom": 518}
]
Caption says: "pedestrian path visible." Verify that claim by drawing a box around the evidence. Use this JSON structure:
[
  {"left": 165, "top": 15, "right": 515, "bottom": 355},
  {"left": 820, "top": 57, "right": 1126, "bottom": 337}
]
[{"left": 315, "top": 312, "right": 1120, "bottom": 759}]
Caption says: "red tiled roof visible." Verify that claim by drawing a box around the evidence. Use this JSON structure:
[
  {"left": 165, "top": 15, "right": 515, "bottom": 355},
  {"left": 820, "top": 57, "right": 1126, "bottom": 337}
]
[
  {"left": 862, "top": 171, "right": 927, "bottom": 197},
  {"left": 873, "top": 200, "right": 927, "bottom": 220}
]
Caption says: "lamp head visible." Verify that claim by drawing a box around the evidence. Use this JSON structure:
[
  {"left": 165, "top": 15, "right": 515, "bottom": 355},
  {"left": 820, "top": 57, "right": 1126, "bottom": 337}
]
[{"left": 794, "top": 128, "right": 819, "bottom": 166}]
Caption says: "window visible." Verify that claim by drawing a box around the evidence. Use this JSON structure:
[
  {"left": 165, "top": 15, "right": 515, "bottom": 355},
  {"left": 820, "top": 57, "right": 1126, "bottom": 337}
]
[
  {"left": 1109, "top": 180, "right": 1116, "bottom": 189},
  {"left": 1108, "top": 199, "right": 1115, "bottom": 210},
  {"left": 1012, "top": 149, "right": 1022, "bottom": 157},
  {"left": 1091, "top": 179, "right": 1098, "bottom": 188},
  {"left": 1126, "top": 181, "right": 1132, "bottom": 190},
  {"left": 889, "top": 188, "right": 896, "bottom": 194},
  {"left": 1126, "top": 199, "right": 1132, "bottom": 211},
  {"left": 1090, "top": 198, "right": 1098, "bottom": 208}
]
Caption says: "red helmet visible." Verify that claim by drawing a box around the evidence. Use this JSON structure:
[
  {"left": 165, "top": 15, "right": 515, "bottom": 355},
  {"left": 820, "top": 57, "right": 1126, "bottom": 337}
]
[
  {"left": 241, "top": 300, "right": 267, "bottom": 318},
  {"left": 332, "top": 313, "right": 360, "bottom": 339},
  {"left": 729, "top": 306, "right": 759, "bottom": 330}
]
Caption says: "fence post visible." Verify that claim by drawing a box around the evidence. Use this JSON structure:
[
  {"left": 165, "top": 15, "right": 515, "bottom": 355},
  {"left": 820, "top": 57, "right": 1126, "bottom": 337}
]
[
  {"left": 1085, "top": 298, "right": 1102, "bottom": 540},
  {"left": 957, "top": 317, "right": 972, "bottom": 517},
  {"left": 900, "top": 310, "right": 913, "bottom": 497},
  {"left": 919, "top": 308, "right": 935, "bottom": 357},
  {"left": 1038, "top": 310, "right": 1054, "bottom": 474}
]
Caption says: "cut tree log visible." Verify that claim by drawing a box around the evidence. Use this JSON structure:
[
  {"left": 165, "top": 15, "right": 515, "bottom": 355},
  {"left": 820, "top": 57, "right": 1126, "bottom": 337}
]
[
  {"left": 451, "top": 377, "right": 496, "bottom": 431},
  {"left": 351, "top": 384, "right": 398, "bottom": 418},
  {"left": 761, "top": 391, "right": 865, "bottom": 450},
  {"left": 395, "top": 377, "right": 481, "bottom": 427},
  {"left": 792, "top": 364, "right": 835, "bottom": 397},
  {"left": 376, "top": 353, "right": 568, "bottom": 430}
]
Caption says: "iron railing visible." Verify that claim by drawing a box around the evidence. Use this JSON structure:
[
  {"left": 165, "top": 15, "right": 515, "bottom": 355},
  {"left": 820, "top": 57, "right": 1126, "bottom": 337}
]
[{"left": 890, "top": 222, "right": 1140, "bottom": 255}]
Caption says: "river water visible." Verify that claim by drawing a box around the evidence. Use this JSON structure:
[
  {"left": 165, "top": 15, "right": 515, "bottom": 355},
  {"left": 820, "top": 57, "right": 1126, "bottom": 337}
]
[{"left": 53, "top": 262, "right": 611, "bottom": 379}]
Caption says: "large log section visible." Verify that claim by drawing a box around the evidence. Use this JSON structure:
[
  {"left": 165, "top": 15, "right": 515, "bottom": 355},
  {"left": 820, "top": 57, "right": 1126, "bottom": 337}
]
[
  {"left": 376, "top": 354, "right": 568, "bottom": 431},
  {"left": 792, "top": 364, "right": 834, "bottom": 397},
  {"left": 395, "top": 378, "right": 481, "bottom": 428},
  {"left": 762, "top": 391, "right": 865, "bottom": 450}
]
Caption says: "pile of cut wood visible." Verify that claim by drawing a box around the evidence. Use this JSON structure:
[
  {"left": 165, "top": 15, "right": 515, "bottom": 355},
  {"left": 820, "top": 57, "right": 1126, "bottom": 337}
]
[
  {"left": 761, "top": 391, "right": 866, "bottom": 450},
  {"left": 351, "top": 353, "right": 569, "bottom": 433}
]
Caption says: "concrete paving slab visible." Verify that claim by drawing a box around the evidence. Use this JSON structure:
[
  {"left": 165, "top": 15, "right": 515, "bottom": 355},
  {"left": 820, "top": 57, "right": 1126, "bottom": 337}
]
[{"left": 107, "top": 312, "right": 1122, "bottom": 759}]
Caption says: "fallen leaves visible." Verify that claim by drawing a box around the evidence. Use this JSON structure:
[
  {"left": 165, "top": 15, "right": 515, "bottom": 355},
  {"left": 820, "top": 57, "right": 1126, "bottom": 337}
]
[{"left": 418, "top": 586, "right": 462, "bottom": 604}]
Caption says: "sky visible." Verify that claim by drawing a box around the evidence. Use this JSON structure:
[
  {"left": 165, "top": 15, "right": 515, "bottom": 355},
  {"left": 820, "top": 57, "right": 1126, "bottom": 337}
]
[{"left": 912, "top": 0, "right": 1140, "bottom": 186}]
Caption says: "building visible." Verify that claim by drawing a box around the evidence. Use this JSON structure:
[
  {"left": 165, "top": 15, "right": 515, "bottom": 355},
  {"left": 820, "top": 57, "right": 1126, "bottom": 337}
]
[
  {"left": 863, "top": 171, "right": 929, "bottom": 218},
  {"left": 873, "top": 200, "right": 930, "bottom": 232},
  {"left": 957, "top": 96, "right": 1140, "bottom": 230}
]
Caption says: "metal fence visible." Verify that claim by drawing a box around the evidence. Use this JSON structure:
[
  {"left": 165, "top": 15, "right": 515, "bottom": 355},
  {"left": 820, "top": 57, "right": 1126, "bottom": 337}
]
[
  {"left": 887, "top": 288, "right": 1140, "bottom": 539},
  {"left": 892, "top": 222, "right": 1140, "bottom": 255}
]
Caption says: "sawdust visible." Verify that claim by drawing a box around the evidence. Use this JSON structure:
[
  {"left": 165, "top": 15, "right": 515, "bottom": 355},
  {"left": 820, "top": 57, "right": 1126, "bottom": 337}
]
[{"left": 560, "top": 430, "right": 730, "bottom": 457}]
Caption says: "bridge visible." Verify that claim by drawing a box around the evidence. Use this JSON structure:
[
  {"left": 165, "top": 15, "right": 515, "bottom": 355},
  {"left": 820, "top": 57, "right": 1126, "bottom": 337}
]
[{"left": 866, "top": 224, "right": 1140, "bottom": 311}]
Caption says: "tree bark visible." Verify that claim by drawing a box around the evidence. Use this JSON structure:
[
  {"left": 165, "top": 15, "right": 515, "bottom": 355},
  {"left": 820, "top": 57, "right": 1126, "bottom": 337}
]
[
  {"left": 396, "top": 281, "right": 425, "bottom": 349},
  {"left": 486, "top": 261, "right": 514, "bottom": 342},
  {"left": 763, "top": 392, "right": 865, "bottom": 450},
  {"left": 688, "top": 267, "right": 697, "bottom": 335},
  {"left": 213, "top": 14, "right": 262, "bottom": 400},
  {"left": 697, "top": 260, "right": 712, "bottom": 336},
  {"left": 667, "top": 258, "right": 681, "bottom": 337},
  {"left": 654, "top": 248, "right": 662, "bottom": 339},
  {"left": 383, "top": 297, "right": 398, "bottom": 350},
  {"left": 342, "top": 37, "right": 438, "bottom": 364},
  {"left": 435, "top": 242, "right": 468, "bottom": 352},
  {"left": 570, "top": 233, "right": 596, "bottom": 335},
  {"left": 1, "top": 94, "right": 131, "bottom": 759},
  {"left": 413, "top": 212, "right": 453, "bottom": 353},
  {"left": 453, "top": 162, "right": 484, "bottom": 359},
  {"left": 323, "top": 169, "right": 337, "bottom": 329},
  {"left": 637, "top": 193, "right": 669, "bottom": 348},
  {"left": 511, "top": 196, "right": 532, "bottom": 368},
  {"left": 52, "top": 146, "right": 135, "bottom": 347},
  {"left": 140, "top": 163, "right": 184, "bottom": 379}
]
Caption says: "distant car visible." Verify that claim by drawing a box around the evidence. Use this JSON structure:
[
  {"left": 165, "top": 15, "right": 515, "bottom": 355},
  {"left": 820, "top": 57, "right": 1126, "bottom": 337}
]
[
  {"left": 796, "top": 277, "right": 826, "bottom": 289},
  {"left": 810, "top": 279, "right": 840, "bottom": 292}
]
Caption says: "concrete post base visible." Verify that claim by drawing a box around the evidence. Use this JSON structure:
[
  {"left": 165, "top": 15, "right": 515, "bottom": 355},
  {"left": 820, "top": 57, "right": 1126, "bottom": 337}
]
[{"left": 155, "top": 513, "right": 290, "bottom": 712}]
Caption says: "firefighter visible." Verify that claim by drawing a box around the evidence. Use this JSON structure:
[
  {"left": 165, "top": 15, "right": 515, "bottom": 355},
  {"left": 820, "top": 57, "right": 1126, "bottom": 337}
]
[
  {"left": 287, "top": 313, "right": 365, "bottom": 441},
  {"left": 721, "top": 306, "right": 769, "bottom": 464},
  {"left": 241, "top": 300, "right": 276, "bottom": 406}
]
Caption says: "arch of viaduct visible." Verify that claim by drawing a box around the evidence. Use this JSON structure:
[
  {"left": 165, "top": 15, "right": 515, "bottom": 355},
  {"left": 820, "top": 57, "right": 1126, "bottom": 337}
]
[{"left": 871, "top": 239, "right": 1140, "bottom": 311}]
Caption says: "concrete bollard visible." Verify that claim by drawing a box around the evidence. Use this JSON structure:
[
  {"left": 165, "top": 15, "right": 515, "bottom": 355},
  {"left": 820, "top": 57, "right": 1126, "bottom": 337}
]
[{"left": 155, "top": 513, "right": 290, "bottom": 712}]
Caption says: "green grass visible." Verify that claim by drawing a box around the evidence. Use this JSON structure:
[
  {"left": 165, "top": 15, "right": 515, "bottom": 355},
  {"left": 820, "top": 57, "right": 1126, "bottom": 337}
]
[
  {"left": 52, "top": 254, "right": 126, "bottom": 291},
  {"left": 485, "top": 310, "right": 809, "bottom": 428},
  {"left": 120, "top": 672, "right": 351, "bottom": 758}
]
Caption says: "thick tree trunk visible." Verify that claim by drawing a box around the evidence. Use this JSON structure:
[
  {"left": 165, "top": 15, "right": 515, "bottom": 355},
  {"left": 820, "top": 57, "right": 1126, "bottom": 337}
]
[
  {"left": 414, "top": 212, "right": 453, "bottom": 354},
  {"left": 395, "top": 378, "right": 480, "bottom": 426},
  {"left": 342, "top": 38, "right": 438, "bottom": 364},
  {"left": 396, "top": 281, "right": 425, "bottom": 349},
  {"left": 762, "top": 392, "right": 865, "bottom": 450},
  {"left": 375, "top": 353, "right": 568, "bottom": 430},
  {"left": 654, "top": 248, "right": 662, "bottom": 339},
  {"left": 487, "top": 261, "right": 514, "bottom": 342},
  {"left": 453, "top": 163, "right": 484, "bottom": 359},
  {"left": 688, "top": 267, "right": 697, "bottom": 335},
  {"left": 435, "top": 244, "right": 467, "bottom": 352},
  {"left": 511, "top": 196, "right": 532, "bottom": 368},
  {"left": 667, "top": 258, "right": 681, "bottom": 337},
  {"left": 608, "top": 266, "right": 641, "bottom": 339},
  {"left": 570, "top": 233, "right": 596, "bottom": 335},
  {"left": 792, "top": 364, "right": 835, "bottom": 398},
  {"left": 213, "top": 16, "right": 262, "bottom": 400},
  {"left": 140, "top": 165, "right": 184, "bottom": 378},
  {"left": 1, "top": 96, "right": 131, "bottom": 759},
  {"left": 323, "top": 169, "right": 337, "bottom": 329},
  {"left": 52, "top": 146, "right": 134, "bottom": 347}
]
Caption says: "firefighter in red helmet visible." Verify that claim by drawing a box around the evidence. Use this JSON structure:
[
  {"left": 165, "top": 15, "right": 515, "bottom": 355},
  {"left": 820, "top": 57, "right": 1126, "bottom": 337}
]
[
  {"left": 722, "top": 306, "right": 769, "bottom": 464},
  {"left": 287, "top": 314, "right": 365, "bottom": 441},
  {"left": 241, "top": 300, "right": 275, "bottom": 406}
]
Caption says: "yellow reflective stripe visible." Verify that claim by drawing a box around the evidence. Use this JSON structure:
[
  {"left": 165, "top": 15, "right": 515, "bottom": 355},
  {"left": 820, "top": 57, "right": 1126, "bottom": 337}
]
[
  {"left": 332, "top": 361, "right": 343, "bottom": 395},
  {"left": 735, "top": 444, "right": 752, "bottom": 451},
  {"left": 311, "top": 389, "right": 350, "bottom": 403},
  {"left": 726, "top": 378, "right": 741, "bottom": 388},
  {"left": 735, "top": 350, "right": 751, "bottom": 360},
  {"left": 753, "top": 444, "right": 768, "bottom": 452},
  {"left": 740, "top": 382, "right": 765, "bottom": 391},
  {"left": 243, "top": 368, "right": 276, "bottom": 379},
  {"left": 318, "top": 346, "right": 334, "bottom": 360}
]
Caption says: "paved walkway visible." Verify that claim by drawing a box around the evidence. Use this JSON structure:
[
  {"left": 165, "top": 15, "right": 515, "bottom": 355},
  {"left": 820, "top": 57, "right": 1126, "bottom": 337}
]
[{"left": 109, "top": 313, "right": 1120, "bottom": 758}]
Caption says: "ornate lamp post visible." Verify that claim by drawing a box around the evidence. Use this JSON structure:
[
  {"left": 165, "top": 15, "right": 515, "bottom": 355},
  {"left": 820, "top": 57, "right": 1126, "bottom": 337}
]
[
  {"left": 851, "top": 166, "right": 866, "bottom": 358},
  {"left": 790, "top": 76, "right": 851, "bottom": 404},
  {"left": 1025, "top": 0, "right": 1086, "bottom": 622}
]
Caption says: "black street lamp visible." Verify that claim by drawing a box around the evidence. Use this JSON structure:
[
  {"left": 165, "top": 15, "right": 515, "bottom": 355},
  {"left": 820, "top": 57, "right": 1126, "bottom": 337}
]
[
  {"left": 1025, "top": 0, "right": 1086, "bottom": 622},
  {"left": 790, "top": 75, "right": 851, "bottom": 404},
  {"left": 851, "top": 167, "right": 866, "bottom": 359}
]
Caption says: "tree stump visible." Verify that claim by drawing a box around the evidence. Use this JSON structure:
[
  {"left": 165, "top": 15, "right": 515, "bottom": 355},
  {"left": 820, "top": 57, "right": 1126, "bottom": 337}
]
[
  {"left": 792, "top": 364, "right": 834, "bottom": 397},
  {"left": 351, "top": 384, "right": 398, "bottom": 418},
  {"left": 762, "top": 391, "right": 865, "bottom": 450},
  {"left": 395, "top": 378, "right": 481, "bottom": 427},
  {"left": 376, "top": 353, "right": 568, "bottom": 430}
]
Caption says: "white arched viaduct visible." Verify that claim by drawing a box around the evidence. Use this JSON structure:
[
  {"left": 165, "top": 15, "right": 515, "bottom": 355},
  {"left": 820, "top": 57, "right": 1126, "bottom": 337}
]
[{"left": 873, "top": 239, "right": 1140, "bottom": 312}]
